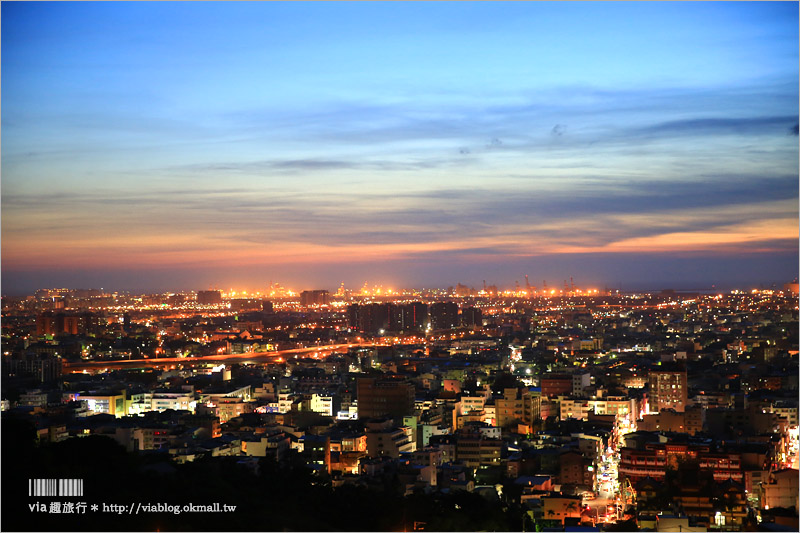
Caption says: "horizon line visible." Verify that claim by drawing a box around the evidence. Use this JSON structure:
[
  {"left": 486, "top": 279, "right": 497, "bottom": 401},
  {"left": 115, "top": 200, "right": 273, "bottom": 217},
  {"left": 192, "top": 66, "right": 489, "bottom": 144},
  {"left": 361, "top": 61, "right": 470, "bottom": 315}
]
[{"left": 4, "top": 280, "right": 797, "bottom": 299}]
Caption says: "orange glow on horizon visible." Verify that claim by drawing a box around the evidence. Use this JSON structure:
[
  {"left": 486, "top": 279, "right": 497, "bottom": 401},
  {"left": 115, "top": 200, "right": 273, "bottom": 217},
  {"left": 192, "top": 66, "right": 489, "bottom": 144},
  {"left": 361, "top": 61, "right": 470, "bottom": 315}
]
[
  {"left": 554, "top": 217, "right": 797, "bottom": 254},
  {"left": 3, "top": 208, "right": 796, "bottom": 271}
]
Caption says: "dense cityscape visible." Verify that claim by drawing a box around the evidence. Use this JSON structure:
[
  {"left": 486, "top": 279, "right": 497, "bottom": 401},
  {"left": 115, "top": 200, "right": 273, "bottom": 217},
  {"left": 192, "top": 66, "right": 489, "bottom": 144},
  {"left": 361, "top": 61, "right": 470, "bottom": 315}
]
[
  {"left": 2, "top": 280, "right": 798, "bottom": 531},
  {"left": 3, "top": 2, "right": 798, "bottom": 533}
]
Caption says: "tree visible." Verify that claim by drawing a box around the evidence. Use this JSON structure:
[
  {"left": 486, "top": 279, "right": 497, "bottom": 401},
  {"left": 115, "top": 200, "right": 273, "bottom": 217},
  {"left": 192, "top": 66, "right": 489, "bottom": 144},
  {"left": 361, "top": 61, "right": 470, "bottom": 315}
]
[
  {"left": 492, "top": 372, "right": 522, "bottom": 394},
  {"left": 565, "top": 500, "right": 579, "bottom": 515}
]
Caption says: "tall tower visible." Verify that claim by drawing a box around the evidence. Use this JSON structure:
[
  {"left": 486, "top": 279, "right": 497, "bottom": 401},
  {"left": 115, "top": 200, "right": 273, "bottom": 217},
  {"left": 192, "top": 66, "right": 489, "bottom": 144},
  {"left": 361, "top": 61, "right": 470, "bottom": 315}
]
[{"left": 647, "top": 363, "right": 688, "bottom": 413}]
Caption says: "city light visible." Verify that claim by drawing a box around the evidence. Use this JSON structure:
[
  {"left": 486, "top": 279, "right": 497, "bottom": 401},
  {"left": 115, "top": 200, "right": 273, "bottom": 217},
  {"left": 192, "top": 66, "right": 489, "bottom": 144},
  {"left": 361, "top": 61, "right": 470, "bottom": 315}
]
[{"left": 2, "top": 2, "right": 796, "bottom": 529}]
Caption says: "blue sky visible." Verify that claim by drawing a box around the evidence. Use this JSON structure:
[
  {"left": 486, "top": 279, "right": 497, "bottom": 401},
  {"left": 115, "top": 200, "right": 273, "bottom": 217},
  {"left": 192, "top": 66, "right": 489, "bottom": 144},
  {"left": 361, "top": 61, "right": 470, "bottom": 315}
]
[{"left": 2, "top": 1, "right": 798, "bottom": 294}]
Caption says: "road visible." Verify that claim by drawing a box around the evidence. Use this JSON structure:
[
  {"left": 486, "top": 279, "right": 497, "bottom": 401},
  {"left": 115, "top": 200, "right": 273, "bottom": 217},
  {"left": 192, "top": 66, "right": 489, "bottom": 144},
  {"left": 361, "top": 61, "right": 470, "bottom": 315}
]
[
  {"left": 586, "top": 446, "right": 621, "bottom": 524},
  {"left": 62, "top": 342, "right": 385, "bottom": 373}
]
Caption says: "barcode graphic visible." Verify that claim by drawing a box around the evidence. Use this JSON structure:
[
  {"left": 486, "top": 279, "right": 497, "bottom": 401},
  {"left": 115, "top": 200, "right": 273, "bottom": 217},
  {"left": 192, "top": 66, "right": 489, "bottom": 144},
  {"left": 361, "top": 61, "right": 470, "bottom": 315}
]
[{"left": 28, "top": 479, "right": 83, "bottom": 497}]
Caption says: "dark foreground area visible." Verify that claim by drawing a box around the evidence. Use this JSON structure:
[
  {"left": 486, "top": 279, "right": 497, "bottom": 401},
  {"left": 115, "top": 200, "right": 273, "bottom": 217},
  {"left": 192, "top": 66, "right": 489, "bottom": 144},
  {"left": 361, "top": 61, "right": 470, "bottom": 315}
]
[{"left": 2, "top": 417, "right": 531, "bottom": 532}]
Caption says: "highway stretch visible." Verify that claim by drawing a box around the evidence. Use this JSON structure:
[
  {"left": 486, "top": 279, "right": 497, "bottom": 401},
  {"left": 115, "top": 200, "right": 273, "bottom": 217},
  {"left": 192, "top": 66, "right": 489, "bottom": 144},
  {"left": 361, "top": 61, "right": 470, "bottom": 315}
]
[{"left": 62, "top": 343, "right": 386, "bottom": 373}]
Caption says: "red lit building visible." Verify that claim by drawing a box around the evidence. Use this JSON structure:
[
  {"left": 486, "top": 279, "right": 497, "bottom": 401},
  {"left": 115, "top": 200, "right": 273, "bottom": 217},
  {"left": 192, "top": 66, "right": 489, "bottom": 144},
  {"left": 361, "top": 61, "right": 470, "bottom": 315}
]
[
  {"left": 36, "top": 312, "right": 98, "bottom": 336},
  {"left": 619, "top": 442, "right": 742, "bottom": 483},
  {"left": 541, "top": 374, "right": 573, "bottom": 398}
]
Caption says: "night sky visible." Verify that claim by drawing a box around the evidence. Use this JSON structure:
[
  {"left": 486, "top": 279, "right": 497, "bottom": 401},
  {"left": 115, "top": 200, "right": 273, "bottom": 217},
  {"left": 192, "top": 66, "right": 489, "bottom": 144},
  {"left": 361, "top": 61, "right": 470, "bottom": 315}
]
[{"left": 2, "top": 2, "right": 798, "bottom": 295}]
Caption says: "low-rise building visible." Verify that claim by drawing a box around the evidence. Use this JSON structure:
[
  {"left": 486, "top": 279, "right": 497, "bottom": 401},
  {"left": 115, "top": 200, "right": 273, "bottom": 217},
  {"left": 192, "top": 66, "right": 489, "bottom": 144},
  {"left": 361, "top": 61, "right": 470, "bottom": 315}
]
[
  {"left": 541, "top": 495, "right": 582, "bottom": 525},
  {"left": 365, "top": 419, "right": 415, "bottom": 458},
  {"left": 761, "top": 468, "right": 799, "bottom": 510},
  {"left": 454, "top": 427, "right": 502, "bottom": 468},
  {"left": 639, "top": 406, "right": 704, "bottom": 435},
  {"left": 241, "top": 431, "right": 290, "bottom": 461}
]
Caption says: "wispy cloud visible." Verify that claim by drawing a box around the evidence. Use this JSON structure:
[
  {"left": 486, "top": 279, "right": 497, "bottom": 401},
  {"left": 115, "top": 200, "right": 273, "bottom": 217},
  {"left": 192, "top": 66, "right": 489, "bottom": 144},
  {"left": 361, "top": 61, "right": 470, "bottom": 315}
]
[
  {"left": 162, "top": 157, "right": 457, "bottom": 177},
  {"left": 4, "top": 169, "right": 796, "bottom": 271},
  {"left": 635, "top": 116, "right": 797, "bottom": 137}
]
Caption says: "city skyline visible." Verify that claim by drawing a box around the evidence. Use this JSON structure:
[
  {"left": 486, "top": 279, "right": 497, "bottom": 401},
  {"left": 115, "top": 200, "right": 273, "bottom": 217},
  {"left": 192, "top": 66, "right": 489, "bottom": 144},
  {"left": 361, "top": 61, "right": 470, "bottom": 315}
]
[{"left": 2, "top": 2, "right": 798, "bottom": 295}]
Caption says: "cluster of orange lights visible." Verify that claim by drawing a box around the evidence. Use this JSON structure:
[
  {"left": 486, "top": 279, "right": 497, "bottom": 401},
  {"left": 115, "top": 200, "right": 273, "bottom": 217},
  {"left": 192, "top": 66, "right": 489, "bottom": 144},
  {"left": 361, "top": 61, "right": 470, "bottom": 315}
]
[
  {"left": 358, "top": 285, "right": 397, "bottom": 297},
  {"left": 208, "top": 283, "right": 621, "bottom": 302},
  {"left": 221, "top": 289, "right": 299, "bottom": 298}
]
